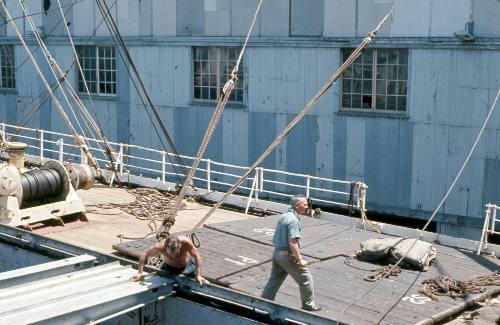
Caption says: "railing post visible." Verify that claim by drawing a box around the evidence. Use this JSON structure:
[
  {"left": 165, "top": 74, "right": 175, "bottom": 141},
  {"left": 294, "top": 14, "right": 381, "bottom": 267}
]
[
  {"left": 161, "top": 152, "right": 166, "bottom": 184},
  {"left": 306, "top": 175, "right": 311, "bottom": 198},
  {"left": 254, "top": 168, "right": 259, "bottom": 201},
  {"left": 39, "top": 129, "right": 44, "bottom": 161},
  {"left": 114, "top": 144, "right": 123, "bottom": 175},
  {"left": 478, "top": 204, "right": 492, "bottom": 255},
  {"left": 206, "top": 159, "right": 211, "bottom": 192},
  {"left": 259, "top": 167, "right": 264, "bottom": 193},
  {"left": 491, "top": 206, "right": 498, "bottom": 233},
  {"left": 57, "top": 138, "right": 64, "bottom": 163},
  {"left": 245, "top": 173, "right": 259, "bottom": 215},
  {"left": 119, "top": 144, "right": 124, "bottom": 175}
]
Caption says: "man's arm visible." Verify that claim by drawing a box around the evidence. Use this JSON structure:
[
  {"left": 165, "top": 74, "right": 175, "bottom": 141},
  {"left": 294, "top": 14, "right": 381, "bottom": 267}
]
[
  {"left": 132, "top": 242, "right": 164, "bottom": 282},
  {"left": 289, "top": 238, "right": 308, "bottom": 267},
  {"left": 183, "top": 238, "right": 208, "bottom": 285}
]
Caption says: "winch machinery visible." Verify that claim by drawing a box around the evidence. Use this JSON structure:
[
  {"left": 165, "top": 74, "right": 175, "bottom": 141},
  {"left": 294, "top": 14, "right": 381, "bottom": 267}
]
[{"left": 0, "top": 142, "right": 94, "bottom": 226}]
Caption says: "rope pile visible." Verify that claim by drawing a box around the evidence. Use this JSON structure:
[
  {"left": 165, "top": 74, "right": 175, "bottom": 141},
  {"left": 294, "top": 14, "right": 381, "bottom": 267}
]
[
  {"left": 364, "top": 265, "right": 401, "bottom": 282},
  {"left": 93, "top": 188, "right": 186, "bottom": 240},
  {"left": 420, "top": 272, "right": 500, "bottom": 301}
]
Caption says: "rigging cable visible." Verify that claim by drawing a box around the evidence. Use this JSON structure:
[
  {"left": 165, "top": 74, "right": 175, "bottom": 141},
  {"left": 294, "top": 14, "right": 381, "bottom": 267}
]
[
  {"left": 10, "top": 0, "right": 118, "bottom": 149},
  {"left": 185, "top": 1, "right": 397, "bottom": 238},
  {"left": 2, "top": 0, "right": 100, "bottom": 173},
  {"left": 17, "top": 0, "right": 101, "bottom": 166},
  {"left": 337, "top": 88, "right": 500, "bottom": 324},
  {"left": 56, "top": 0, "right": 120, "bottom": 181},
  {"left": 0, "top": 0, "right": 84, "bottom": 27},
  {"left": 14, "top": 0, "right": 116, "bottom": 75},
  {"left": 157, "top": 0, "right": 265, "bottom": 240},
  {"left": 95, "top": 0, "right": 189, "bottom": 182},
  {"left": 93, "top": 0, "right": 181, "bottom": 182}
]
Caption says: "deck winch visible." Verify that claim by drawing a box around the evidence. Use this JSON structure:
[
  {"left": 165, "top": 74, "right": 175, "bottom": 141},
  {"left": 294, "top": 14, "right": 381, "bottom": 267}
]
[{"left": 0, "top": 142, "right": 94, "bottom": 226}]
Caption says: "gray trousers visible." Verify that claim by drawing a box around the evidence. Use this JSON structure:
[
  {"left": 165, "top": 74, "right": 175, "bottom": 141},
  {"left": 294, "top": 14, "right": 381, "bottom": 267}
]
[{"left": 261, "top": 250, "right": 316, "bottom": 308}]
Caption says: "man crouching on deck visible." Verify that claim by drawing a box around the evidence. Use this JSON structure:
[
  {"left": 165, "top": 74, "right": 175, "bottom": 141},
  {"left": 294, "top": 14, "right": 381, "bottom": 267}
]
[{"left": 132, "top": 234, "right": 208, "bottom": 285}]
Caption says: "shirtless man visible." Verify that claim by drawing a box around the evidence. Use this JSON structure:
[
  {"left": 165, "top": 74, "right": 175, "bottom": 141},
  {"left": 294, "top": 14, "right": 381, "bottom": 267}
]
[{"left": 132, "top": 234, "right": 208, "bottom": 285}]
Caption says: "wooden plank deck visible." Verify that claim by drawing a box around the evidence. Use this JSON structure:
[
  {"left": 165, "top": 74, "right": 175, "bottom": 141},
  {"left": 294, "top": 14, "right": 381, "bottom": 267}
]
[{"left": 115, "top": 215, "right": 500, "bottom": 325}]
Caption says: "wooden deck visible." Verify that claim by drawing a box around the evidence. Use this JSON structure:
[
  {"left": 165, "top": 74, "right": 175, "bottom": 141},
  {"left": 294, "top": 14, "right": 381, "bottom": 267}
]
[
  {"left": 26, "top": 185, "right": 500, "bottom": 324},
  {"left": 115, "top": 214, "right": 500, "bottom": 325},
  {"left": 32, "top": 185, "right": 257, "bottom": 254}
]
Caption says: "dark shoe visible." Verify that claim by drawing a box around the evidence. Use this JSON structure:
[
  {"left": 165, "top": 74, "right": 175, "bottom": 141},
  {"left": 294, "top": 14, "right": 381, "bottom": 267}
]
[{"left": 302, "top": 305, "right": 322, "bottom": 312}]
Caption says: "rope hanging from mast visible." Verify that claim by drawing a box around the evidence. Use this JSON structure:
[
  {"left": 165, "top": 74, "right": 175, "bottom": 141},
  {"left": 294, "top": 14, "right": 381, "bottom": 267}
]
[
  {"left": 95, "top": 0, "right": 189, "bottom": 183},
  {"left": 184, "top": 3, "right": 395, "bottom": 240},
  {"left": 1, "top": 0, "right": 102, "bottom": 176},
  {"left": 156, "top": 0, "right": 266, "bottom": 240},
  {"left": 55, "top": 0, "right": 121, "bottom": 183}
]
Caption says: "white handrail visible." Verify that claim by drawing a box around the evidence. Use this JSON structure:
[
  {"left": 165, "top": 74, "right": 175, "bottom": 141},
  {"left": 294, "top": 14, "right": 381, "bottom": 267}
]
[
  {"left": 477, "top": 203, "right": 500, "bottom": 255},
  {"left": 2, "top": 123, "right": 365, "bottom": 210}
]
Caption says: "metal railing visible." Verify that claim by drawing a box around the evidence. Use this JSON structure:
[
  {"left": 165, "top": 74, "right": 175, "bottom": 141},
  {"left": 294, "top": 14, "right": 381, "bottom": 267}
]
[
  {"left": 0, "top": 122, "right": 366, "bottom": 212},
  {"left": 477, "top": 203, "right": 499, "bottom": 255}
]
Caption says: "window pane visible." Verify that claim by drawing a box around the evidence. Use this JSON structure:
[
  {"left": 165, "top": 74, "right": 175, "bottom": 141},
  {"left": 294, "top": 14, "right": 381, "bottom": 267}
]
[
  {"left": 363, "top": 65, "right": 372, "bottom": 79},
  {"left": 194, "top": 87, "right": 201, "bottom": 98},
  {"left": 387, "top": 65, "right": 397, "bottom": 79},
  {"left": 362, "top": 50, "right": 373, "bottom": 64},
  {"left": 376, "top": 80, "right": 386, "bottom": 95},
  {"left": 398, "top": 65, "right": 408, "bottom": 80},
  {"left": 387, "top": 96, "right": 397, "bottom": 110},
  {"left": 362, "top": 95, "right": 372, "bottom": 109},
  {"left": 344, "top": 67, "right": 352, "bottom": 78},
  {"left": 352, "top": 79, "right": 361, "bottom": 94},
  {"left": 342, "top": 79, "right": 351, "bottom": 93},
  {"left": 399, "top": 50, "right": 408, "bottom": 64},
  {"left": 343, "top": 49, "right": 353, "bottom": 61},
  {"left": 202, "top": 87, "right": 209, "bottom": 99},
  {"left": 388, "top": 51, "right": 398, "bottom": 64},
  {"left": 362, "top": 80, "right": 372, "bottom": 94},
  {"left": 352, "top": 95, "right": 361, "bottom": 108},
  {"left": 397, "top": 96, "right": 407, "bottom": 111},
  {"left": 387, "top": 81, "right": 397, "bottom": 95},
  {"left": 375, "top": 96, "right": 386, "bottom": 110},
  {"left": 377, "top": 50, "right": 387, "bottom": 64},
  {"left": 342, "top": 95, "right": 351, "bottom": 108},
  {"left": 398, "top": 81, "right": 407, "bottom": 95},
  {"left": 376, "top": 65, "right": 387, "bottom": 79},
  {"left": 353, "top": 65, "right": 362, "bottom": 78}
]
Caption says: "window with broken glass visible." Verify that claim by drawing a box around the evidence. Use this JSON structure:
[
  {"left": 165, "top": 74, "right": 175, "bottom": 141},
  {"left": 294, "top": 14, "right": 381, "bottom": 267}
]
[
  {"left": 77, "top": 45, "right": 116, "bottom": 95},
  {"left": 193, "top": 47, "right": 244, "bottom": 104},
  {"left": 341, "top": 49, "right": 408, "bottom": 112},
  {"left": 0, "top": 45, "right": 15, "bottom": 89}
]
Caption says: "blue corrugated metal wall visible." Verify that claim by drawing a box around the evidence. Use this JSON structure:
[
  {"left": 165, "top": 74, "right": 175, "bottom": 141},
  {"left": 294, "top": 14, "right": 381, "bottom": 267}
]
[{"left": 1, "top": 0, "right": 500, "bottom": 239}]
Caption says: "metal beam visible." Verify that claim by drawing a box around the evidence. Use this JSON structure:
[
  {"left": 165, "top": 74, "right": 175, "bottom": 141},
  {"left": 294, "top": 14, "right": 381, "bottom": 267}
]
[
  {"left": 175, "top": 276, "right": 347, "bottom": 325},
  {"left": 0, "top": 254, "right": 96, "bottom": 289}
]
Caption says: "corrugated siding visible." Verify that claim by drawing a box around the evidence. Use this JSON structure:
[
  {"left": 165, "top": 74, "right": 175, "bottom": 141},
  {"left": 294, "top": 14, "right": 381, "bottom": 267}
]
[
  {"left": 409, "top": 48, "right": 500, "bottom": 225},
  {"left": 8, "top": 39, "right": 500, "bottom": 239}
]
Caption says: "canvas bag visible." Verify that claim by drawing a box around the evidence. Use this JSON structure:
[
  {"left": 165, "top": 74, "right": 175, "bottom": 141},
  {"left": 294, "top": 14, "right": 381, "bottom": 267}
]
[{"left": 356, "top": 237, "right": 437, "bottom": 271}]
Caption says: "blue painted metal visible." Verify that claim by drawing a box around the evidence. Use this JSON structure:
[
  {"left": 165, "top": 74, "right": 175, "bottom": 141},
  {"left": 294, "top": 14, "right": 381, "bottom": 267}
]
[
  {"left": 2, "top": 3, "right": 500, "bottom": 240},
  {"left": 290, "top": 0, "right": 324, "bottom": 36}
]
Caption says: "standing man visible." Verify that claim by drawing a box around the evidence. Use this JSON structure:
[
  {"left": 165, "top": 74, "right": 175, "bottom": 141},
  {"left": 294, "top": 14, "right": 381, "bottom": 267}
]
[
  {"left": 132, "top": 234, "right": 208, "bottom": 286},
  {"left": 261, "top": 195, "right": 321, "bottom": 311}
]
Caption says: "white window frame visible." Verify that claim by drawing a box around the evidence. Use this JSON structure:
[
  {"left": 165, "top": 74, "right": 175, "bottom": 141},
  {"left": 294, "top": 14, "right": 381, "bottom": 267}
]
[
  {"left": 192, "top": 47, "right": 244, "bottom": 104},
  {"left": 0, "top": 44, "right": 15, "bottom": 90},
  {"left": 341, "top": 48, "right": 408, "bottom": 113},
  {"left": 77, "top": 45, "right": 116, "bottom": 96}
]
